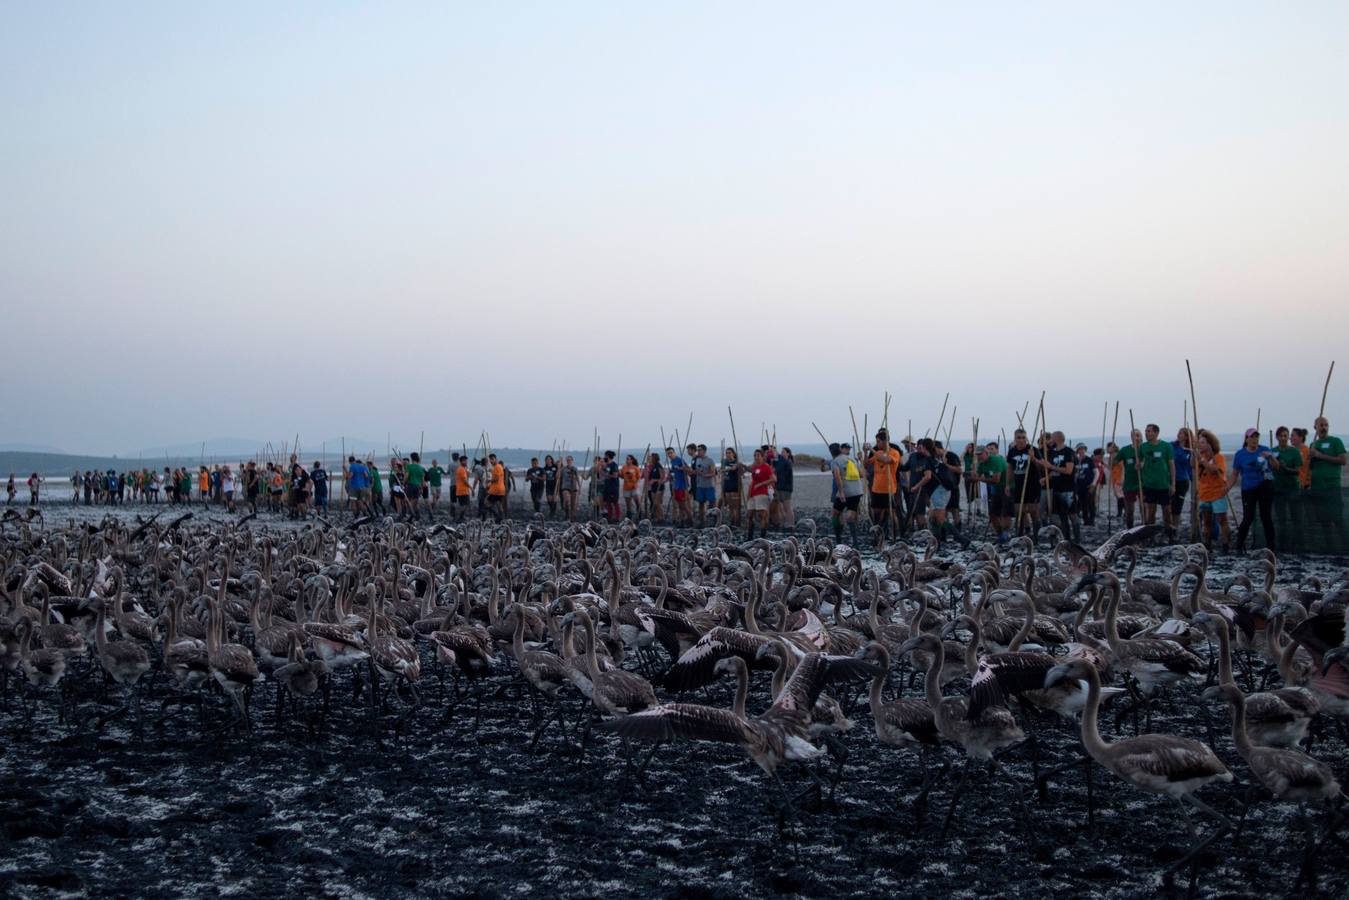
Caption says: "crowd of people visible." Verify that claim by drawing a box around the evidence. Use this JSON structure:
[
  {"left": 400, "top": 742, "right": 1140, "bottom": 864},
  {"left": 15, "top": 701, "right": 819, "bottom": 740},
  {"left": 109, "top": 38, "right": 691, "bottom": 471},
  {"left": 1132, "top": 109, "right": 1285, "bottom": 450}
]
[{"left": 7, "top": 417, "right": 1344, "bottom": 552}]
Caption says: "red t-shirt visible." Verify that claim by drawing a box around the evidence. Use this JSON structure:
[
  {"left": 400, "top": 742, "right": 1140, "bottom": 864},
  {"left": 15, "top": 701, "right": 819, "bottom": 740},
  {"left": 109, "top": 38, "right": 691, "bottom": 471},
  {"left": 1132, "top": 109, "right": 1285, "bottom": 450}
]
[{"left": 749, "top": 463, "right": 774, "bottom": 497}]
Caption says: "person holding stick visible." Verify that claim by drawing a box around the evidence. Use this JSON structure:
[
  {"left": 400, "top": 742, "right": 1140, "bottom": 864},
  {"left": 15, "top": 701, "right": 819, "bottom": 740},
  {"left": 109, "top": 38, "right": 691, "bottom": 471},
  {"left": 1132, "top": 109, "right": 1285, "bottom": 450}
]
[
  {"left": 975, "top": 443, "right": 1011, "bottom": 544},
  {"left": 934, "top": 440, "right": 964, "bottom": 532},
  {"left": 720, "top": 448, "right": 745, "bottom": 527},
  {"left": 1037, "top": 431, "right": 1077, "bottom": 542},
  {"left": 1308, "top": 417, "right": 1346, "bottom": 493},
  {"left": 1270, "top": 427, "right": 1303, "bottom": 495},
  {"left": 485, "top": 453, "right": 507, "bottom": 522},
  {"left": 403, "top": 452, "right": 426, "bottom": 521},
  {"left": 867, "top": 429, "right": 901, "bottom": 543},
  {"left": 1113, "top": 431, "right": 1143, "bottom": 527},
  {"left": 1194, "top": 429, "right": 1231, "bottom": 552},
  {"left": 558, "top": 455, "right": 580, "bottom": 522},
  {"left": 1136, "top": 424, "right": 1176, "bottom": 533},
  {"left": 1005, "top": 428, "right": 1042, "bottom": 538}
]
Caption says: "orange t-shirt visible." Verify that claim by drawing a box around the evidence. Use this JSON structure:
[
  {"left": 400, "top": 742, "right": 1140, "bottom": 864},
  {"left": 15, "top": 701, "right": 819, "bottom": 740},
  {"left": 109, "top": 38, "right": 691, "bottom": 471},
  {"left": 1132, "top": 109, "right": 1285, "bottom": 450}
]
[
  {"left": 1111, "top": 459, "right": 1123, "bottom": 486},
  {"left": 1298, "top": 445, "right": 1311, "bottom": 488},
  {"left": 455, "top": 466, "right": 470, "bottom": 497},
  {"left": 1197, "top": 453, "right": 1227, "bottom": 502},
  {"left": 488, "top": 463, "right": 506, "bottom": 496},
  {"left": 870, "top": 447, "right": 901, "bottom": 493},
  {"left": 199, "top": 471, "right": 209, "bottom": 491},
  {"left": 620, "top": 464, "right": 640, "bottom": 491}
]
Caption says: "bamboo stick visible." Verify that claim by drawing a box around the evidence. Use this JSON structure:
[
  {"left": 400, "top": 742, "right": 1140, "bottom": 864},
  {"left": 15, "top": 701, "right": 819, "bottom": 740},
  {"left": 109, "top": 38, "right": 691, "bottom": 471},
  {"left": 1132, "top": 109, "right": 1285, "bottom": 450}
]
[{"left": 1321, "top": 361, "right": 1336, "bottom": 417}]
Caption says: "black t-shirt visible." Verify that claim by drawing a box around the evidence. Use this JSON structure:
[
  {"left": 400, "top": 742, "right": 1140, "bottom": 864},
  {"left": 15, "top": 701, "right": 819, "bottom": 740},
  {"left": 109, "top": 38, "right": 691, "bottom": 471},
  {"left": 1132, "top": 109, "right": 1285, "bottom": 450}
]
[
  {"left": 291, "top": 467, "right": 311, "bottom": 491},
  {"left": 1006, "top": 445, "right": 1040, "bottom": 486},
  {"left": 1047, "top": 445, "right": 1075, "bottom": 492},
  {"left": 937, "top": 451, "right": 961, "bottom": 490},
  {"left": 542, "top": 464, "right": 557, "bottom": 489},
  {"left": 1075, "top": 455, "right": 1096, "bottom": 489},
  {"left": 647, "top": 461, "right": 664, "bottom": 488},
  {"left": 527, "top": 466, "right": 545, "bottom": 492},
  {"left": 311, "top": 468, "right": 329, "bottom": 493}
]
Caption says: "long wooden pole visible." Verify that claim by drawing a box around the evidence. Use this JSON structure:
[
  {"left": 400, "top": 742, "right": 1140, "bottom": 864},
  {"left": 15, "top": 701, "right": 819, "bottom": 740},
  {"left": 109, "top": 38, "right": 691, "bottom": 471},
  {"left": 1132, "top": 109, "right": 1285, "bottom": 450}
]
[
  {"left": 1015, "top": 392, "right": 1046, "bottom": 533},
  {"left": 1321, "top": 361, "right": 1336, "bottom": 418}
]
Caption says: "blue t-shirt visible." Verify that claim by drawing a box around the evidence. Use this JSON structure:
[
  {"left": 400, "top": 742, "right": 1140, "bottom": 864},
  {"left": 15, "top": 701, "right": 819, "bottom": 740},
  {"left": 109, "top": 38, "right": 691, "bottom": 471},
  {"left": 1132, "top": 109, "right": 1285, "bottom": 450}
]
[
  {"left": 311, "top": 468, "right": 328, "bottom": 495},
  {"left": 669, "top": 457, "right": 689, "bottom": 490},
  {"left": 347, "top": 462, "right": 370, "bottom": 491},
  {"left": 773, "top": 456, "right": 794, "bottom": 492},
  {"left": 1232, "top": 446, "right": 1273, "bottom": 491},
  {"left": 1171, "top": 442, "right": 1192, "bottom": 482}
]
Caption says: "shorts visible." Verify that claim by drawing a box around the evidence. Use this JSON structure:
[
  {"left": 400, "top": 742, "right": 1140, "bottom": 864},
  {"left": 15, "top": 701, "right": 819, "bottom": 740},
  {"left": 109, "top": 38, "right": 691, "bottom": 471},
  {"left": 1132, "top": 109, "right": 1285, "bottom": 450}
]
[
  {"left": 988, "top": 492, "right": 1011, "bottom": 517},
  {"left": 945, "top": 486, "right": 960, "bottom": 511},
  {"left": 910, "top": 489, "right": 931, "bottom": 516},
  {"left": 869, "top": 491, "right": 892, "bottom": 511},
  {"left": 832, "top": 494, "right": 861, "bottom": 512},
  {"left": 455, "top": 493, "right": 469, "bottom": 505},
  {"left": 1142, "top": 487, "right": 1171, "bottom": 505},
  {"left": 648, "top": 484, "right": 665, "bottom": 495},
  {"left": 293, "top": 490, "right": 309, "bottom": 503},
  {"left": 1012, "top": 478, "right": 1041, "bottom": 504},
  {"left": 748, "top": 494, "right": 771, "bottom": 512},
  {"left": 673, "top": 488, "right": 688, "bottom": 502},
  {"left": 774, "top": 490, "right": 791, "bottom": 501},
  {"left": 930, "top": 486, "right": 951, "bottom": 510},
  {"left": 1199, "top": 497, "right": 1228, "bottom": 515},
  {"left": 1123, "top": 490, "right": 1140, "bottom": 502},
  {"left": 1051, "top": 490, "right": 1075, "bottom": 513},
  {"left": 351, "top": 488, "right": 370, "bottom": 502},
  {"left": 622, "top": 487, "right": 640, "bottom": 500},
  {"left": 487, "top": 493, "right": 504, "bottom": 505},
  {"left": 695, "top": 486, "right": 717, "bottom": 504}
]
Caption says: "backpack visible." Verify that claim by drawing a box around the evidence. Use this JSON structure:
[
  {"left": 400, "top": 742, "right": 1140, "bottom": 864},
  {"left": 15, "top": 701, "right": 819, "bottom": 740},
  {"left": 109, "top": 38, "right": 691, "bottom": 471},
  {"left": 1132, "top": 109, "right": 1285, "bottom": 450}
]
[{"left": 843, "top": 459, "right": 861, "bottom": 481}]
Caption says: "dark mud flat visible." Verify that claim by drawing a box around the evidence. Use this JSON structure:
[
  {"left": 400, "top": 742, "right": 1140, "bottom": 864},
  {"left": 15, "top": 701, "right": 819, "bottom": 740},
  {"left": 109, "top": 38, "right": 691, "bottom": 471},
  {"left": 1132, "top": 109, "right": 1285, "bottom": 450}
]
[{"left": 2, "top": 510, "right": 1348, "bottom": 898}]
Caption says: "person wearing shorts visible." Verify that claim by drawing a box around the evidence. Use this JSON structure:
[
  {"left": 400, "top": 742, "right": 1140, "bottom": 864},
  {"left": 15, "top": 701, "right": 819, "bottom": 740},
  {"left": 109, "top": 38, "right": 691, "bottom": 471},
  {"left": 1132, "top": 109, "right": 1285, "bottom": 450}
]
[
  {"left": 1038, "top": 431, "right": 1078, "bottom": 542},
  {"left": 975, "top": 445, "right": 1011, "bottom": 543},
  {"left": 746, "top": 448, "right": 775, "bottom": 539},
  {"left": 559, "top": 456, "right": 580, "bottom": 522},
  {"left": 692, "top": 445, "right": 718, "bottom": 526},
  {"left": 620, "top": 454, "right": 642, "bottom": 519},
  {"left": 667, "top": 447, "right": 691, "bottom": 526},
  {"left": 452, "top": 458, "right": 472, "bottom": 522},
  {"left": 1194, "top": 429, "right": 1230, "bottom": 551},
  {"left": 830, "top": 442, "right": 865, "bottom": 544},
  {"left": 868, "top": 430, "right": 901, "bottom": 541},
  {"left": 1005, "top": 429, "right": 1041, "bottom": 538},
  {"left": 346, "top": 455, "right": 371, "bottom": 514},
  {"left": 935, "top": 441, "right": 964, "bottom": 530},
  {"left": 428, "top": 460, "right": 445, "bottom": 506}
]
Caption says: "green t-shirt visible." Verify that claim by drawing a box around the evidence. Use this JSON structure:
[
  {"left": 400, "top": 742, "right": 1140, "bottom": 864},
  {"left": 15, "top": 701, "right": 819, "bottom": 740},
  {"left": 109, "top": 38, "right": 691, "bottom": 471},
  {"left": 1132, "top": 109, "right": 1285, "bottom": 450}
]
[
  {"left": 1310, "top": 435, "right": 1346, "bottom": 492},
  {"left": 405, "top": 462, "right": 426, "bottom": 487},
  {"left": 1273, "top": 445, "right": 1302, "bottom": 493},
  {"left": 427, "top": 465, "right": 445, "bottom": 487},
  {"left": 978, "top": 455, "right": 1007, "bottom": 491},
  {"left": 1115, "top": 445, "right": 1140, "bottom": 491},
  {"left": 370, "top": 467, "right": 383, "bottom": 493},
  {"left": 1139, "top": 440, "right": 1174, "bottom": 490}
]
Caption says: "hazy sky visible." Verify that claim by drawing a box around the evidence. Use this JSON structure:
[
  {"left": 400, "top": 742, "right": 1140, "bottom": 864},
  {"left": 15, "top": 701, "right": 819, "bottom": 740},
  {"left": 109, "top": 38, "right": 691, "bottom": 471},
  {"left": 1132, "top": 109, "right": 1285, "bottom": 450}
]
[{"left": 4, "top": 3, "right": 1347, "bottom": 455}]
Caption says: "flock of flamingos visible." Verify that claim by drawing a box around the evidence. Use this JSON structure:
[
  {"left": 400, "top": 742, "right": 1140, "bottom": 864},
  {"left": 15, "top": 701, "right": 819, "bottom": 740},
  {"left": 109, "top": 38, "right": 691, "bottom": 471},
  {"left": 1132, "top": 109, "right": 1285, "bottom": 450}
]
[{"left": 2, "top": 505, "right": 1348, "bottom": 893}]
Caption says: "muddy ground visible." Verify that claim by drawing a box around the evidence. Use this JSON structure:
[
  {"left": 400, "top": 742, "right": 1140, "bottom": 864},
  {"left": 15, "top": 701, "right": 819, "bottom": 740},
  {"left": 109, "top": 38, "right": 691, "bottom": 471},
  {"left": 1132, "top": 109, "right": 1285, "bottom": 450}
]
[{"left": 1, "top": 503, "right": 1347, "bottom": 898}]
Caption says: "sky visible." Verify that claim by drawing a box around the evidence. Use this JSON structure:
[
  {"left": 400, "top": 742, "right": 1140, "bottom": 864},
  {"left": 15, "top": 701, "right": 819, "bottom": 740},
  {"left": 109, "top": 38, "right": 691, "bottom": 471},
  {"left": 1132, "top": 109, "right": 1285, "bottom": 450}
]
[{"left": 3, "top": 2, "right": 1347, "bottom": 456}]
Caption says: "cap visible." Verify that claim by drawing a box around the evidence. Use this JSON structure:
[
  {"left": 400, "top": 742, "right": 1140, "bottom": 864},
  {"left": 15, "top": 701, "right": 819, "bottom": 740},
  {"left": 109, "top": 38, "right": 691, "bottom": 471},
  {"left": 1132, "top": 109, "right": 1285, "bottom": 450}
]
[
  {"left": 1244, "top": 428, "right": 1259, "bottom": 438},
  {"left": 1075, "top": 443, "right": 1087, "bottom": 450},
  {"left": 840, "top": 442, "right": 852, "bottom": 449}
]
